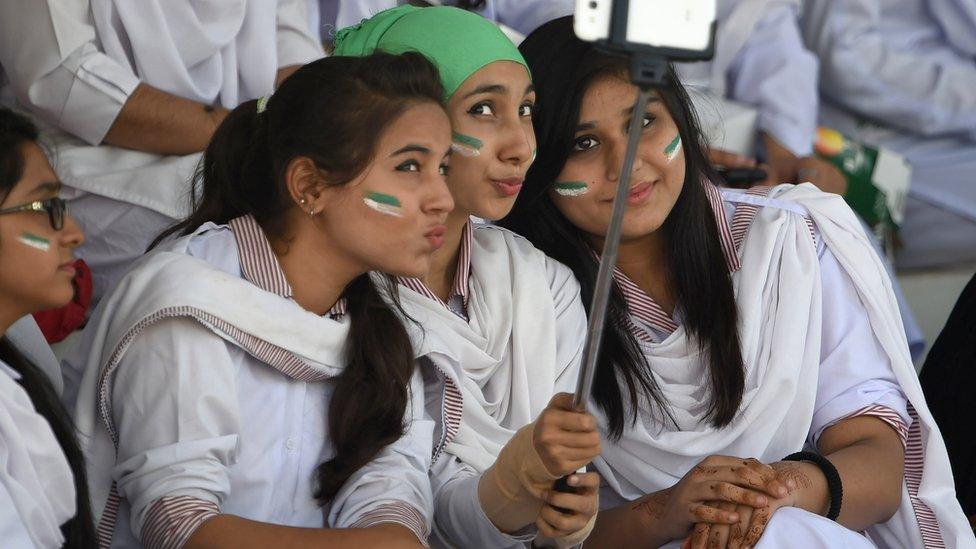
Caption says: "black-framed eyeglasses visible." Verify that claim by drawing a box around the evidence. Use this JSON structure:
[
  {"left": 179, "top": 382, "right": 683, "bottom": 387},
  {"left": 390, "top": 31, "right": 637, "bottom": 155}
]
[{"left": 0, "top": 197, "right": 67, "bottom": 230}]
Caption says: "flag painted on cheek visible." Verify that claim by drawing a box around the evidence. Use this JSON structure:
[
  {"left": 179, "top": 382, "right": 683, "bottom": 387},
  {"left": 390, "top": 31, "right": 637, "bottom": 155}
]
[
  {"left": 18, "top": 232, "right": 50, "bottom": 251},
  {"left": 363, "top": 191, "right": 404, "bottom": 217},
  {"left": 664, "top": 134, "right": 682, "bottom": 163},
  {"left": 553, "top": 181, "right": 589, "bottom": 197},
  {"left": 451, "top": 132, "right": 482, "bottom": 157}
]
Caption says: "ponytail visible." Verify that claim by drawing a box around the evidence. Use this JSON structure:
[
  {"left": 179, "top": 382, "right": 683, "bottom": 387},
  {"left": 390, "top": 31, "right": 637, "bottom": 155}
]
[{"left": 152, "top": 53, "right": 445, "bottom": 503}]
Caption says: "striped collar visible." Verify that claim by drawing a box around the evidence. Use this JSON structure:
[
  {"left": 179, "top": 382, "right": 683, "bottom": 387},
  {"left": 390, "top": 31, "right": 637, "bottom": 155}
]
[
  {"left": 612, "top": 182, "right": 759, "bottom": 340},
  {"left": 397, "top": 221, "right": 473, "bottom": 319},
  {"left": 228, "top": 215, "right": 347, "bottom": 319}
]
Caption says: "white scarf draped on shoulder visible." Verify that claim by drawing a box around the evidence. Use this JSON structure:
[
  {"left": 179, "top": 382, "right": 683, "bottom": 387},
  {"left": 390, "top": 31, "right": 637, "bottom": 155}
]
[
  {"left": 400, "top": 225, "right": 586, "bottom": 472},
  {"left": 68, "top": 225, "right": 355, "bottom": 528},
  {"left": 593, "top": 184, "right": 971, "bottom": 548}
]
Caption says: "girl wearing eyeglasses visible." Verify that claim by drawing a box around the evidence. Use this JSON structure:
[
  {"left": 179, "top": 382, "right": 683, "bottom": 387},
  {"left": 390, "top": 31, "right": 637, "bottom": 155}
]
[{"left": 0, "top": 106, "right": 95, "bottom": 547}]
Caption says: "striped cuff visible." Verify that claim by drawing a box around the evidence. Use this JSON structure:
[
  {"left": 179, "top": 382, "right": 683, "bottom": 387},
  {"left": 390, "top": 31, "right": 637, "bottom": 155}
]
[
  {"left": 845, "top": 404, "right": 910, "bottom": 447},
  {"left": 141, "top": 496, "right": 220, "bottom": 549},
  {"left": 349, "top": 502, "right": 430, "bottom": 547}
]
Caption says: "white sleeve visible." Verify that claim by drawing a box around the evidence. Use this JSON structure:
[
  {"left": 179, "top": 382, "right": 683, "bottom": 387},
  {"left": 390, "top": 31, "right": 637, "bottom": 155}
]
[
  {"left": 275, "top": 0, "right": 325, "bottom": 70},
  {"left": 545, "top": 256, "right": 587, "bottom": 395},
  {"left": 0, "top": 481, "right": 35, "bottom": 549},
  {"left": 111, "top": 318, "right": 240, "bottom": 546},
  {"left": 326, "top": 369, "right": 435, "bottom": 544},
  {"left": 430, "top": 455, "right": 536, "bottom": 548},
  {"left": 726, "top": 4, "right": 819, "bottom": 156},
  {"left": 802, "top": 0, "right": 976, "bottom": 141},
  {"left": 808, "top": 245, "right": 911, "bottom": 447},
  {"left": 486, "top": 0, "right": 574, "bottom": 37},
  {"left": 0, "top": 0, "right": 141, "bottom": 145}
]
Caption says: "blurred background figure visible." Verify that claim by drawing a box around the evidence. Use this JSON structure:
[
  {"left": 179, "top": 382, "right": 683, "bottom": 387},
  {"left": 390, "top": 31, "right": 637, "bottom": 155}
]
[
  {"left": 0, "top": 0, "right": 324, "bottom": 306},
  {"left": 801, "top": 0, "right": 976, "bottom": 272}
]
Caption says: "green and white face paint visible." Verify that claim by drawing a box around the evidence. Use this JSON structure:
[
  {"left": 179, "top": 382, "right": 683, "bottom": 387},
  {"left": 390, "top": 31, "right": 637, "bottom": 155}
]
[
  {"left": 451, "top": 132, "right": 482, "bottom": 158},
  {"left": 553, "top": 181, "right": 589, "bottom": 197},
  {"left": 363, "top": 191, "right": 404, "bottom": 217},
  {"left": 18, "top": 232, "right": 50, "bottom": 251},
  {"left": 664, "top": 134, "right": 682, "bottom": 163}
]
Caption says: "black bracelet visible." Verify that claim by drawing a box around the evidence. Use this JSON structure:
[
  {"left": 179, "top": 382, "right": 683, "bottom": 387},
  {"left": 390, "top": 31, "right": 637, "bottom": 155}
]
[{"left": 783, "top": 451, "right": 843, "bottom": 521}]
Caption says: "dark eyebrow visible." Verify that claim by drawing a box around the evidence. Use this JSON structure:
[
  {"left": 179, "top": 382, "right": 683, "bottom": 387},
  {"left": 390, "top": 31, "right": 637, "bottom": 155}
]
[
  {"left": 442, "top": 147, "right": 453, "bottom": 159},
  {"left": 524, "top": 84, "right": 536, "bottom": 96},
  {"left": 462, "top": 84, "right": 508, "bottom": 99},
  {"left": 574, "top": 122, "right": 597, "bottom": 132},
  {"left": 620, "top": 96, "right": 661, "bottom": 117},
  {"left": 30, "top": 181, "right": 61, "bottom": 197},
  {"left": 390, "top": 145, "right": 432, "bottom": 157}
]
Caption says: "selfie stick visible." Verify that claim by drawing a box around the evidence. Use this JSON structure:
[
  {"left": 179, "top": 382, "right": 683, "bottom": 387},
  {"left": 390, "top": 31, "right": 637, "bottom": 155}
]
[
  {"left": 570, "top": 84, "right": 653, "bottom": 410},
  {"left": 570, "top": 51, "right": 670, "bottom": 411}
]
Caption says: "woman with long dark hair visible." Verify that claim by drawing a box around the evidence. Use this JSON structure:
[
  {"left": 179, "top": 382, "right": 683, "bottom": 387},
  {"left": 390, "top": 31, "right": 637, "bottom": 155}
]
[
  {"left": 333, "top": 7, "right": 601, "bottom": 548},
  {"left": 65, "top": 52, "right": 455, "bottom": 548},
  {"left": 0, "top": 107, "right": 96, "bottom": 547},
  {"left": 501, "top": 17, "right": 972, "bottom": 549}
]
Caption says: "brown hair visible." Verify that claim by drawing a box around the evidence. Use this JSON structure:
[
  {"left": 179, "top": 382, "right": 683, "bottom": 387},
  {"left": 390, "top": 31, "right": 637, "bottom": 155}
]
[{"left": 154, "top": 52, "right": 445, "bottom": 503}]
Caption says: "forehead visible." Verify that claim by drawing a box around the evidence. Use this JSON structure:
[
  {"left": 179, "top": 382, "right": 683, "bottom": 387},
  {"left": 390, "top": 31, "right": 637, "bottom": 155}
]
[
  {"left": 579, "top": 74, "right": 639, "bottom": 117},
  {"left": 377, "top": 101, "right": 449, "bottom": 145},
  {"left": 453, "top": 60, "right": 532, "bottom": 98},
  {"left": 8, "top": 142, "right": 56, "bottom": 196}
]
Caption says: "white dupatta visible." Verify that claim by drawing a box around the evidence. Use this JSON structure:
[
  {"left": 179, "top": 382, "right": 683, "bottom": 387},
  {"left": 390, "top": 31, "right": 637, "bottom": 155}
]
[
  {"left": 69, "top": 227, "right": 355, "bottom": 531},
  {"left": 594, "top": 184, "right": 971, "bottom": 548},
  {"left": 400, "top": 225, "right": 586, "bottom": 472}
]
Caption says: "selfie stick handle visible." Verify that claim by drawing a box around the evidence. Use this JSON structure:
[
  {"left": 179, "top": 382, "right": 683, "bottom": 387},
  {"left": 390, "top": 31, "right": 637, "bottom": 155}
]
[{"left": 571, "top": 85, "right": 653, "bottom": 411}]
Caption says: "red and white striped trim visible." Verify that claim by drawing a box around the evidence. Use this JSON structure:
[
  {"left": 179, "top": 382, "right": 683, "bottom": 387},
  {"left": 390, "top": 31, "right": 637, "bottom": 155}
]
[
  {"left": 349, "top": 502, "right": 431, "bottom": 547},
  {"left": 397, "top": 222, "right": 473, "bottom": 319},
  {"left": 905, "top": 404, "right": 946, "bottom": 548},
  {"left": 727, "top": 186, "right": 818, "bottom": 252},
  {"left": 141, "top": 496, "right": 220, "bottom": 549},
  {"left": 229, "top": 215, "right": 346, "bottom": 318},
  {"left": 703, "top": 181, "right": 740, "bottom": 273},
  {"left": 842, "top": 404, "right": 911, "bottom": 447},
  {"left": 431, "top": 364, "right": 463, "bottom": 463},
  {"left": 96, "top": 483, "right": 122, "bottom": 547}
]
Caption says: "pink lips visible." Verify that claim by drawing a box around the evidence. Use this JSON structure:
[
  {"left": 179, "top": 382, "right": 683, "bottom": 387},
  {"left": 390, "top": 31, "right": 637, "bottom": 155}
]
[
  {"left": 492, "top": 177, "right": 524, "bottom": 197},
  {"left": 627, "top": 181, "right": 653, "bottom": 205},
  {"left": 425, "top": 225, "right": 447, "bottom": 249}
]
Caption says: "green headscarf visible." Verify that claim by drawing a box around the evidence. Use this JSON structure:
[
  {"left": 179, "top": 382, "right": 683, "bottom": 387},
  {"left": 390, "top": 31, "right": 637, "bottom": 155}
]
[{"left": 333, "top": 5, "right": 529, "bottom": 100}]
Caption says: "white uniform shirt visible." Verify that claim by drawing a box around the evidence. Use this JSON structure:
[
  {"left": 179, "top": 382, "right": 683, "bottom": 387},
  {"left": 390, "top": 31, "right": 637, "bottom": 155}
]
[
  {"left": 0, "top": 358, "right": 77, "bottom": 549},
  {"left": 104, "top": 219, "right": 434, "bottom": 548}
]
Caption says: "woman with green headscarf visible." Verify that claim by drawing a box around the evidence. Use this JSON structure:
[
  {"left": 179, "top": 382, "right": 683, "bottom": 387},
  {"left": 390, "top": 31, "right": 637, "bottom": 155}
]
[{"left": 335, "top": 6, "right": 600, "bottom": 548}]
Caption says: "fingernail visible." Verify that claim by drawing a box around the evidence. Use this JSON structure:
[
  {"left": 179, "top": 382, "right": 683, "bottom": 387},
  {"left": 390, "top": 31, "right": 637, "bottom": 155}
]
[
  {"left": 756, "top": 496, "right": 766, "bottom": 505},
  {"left": 730, "top": 513, "right": 739, "bottom": 522},
  {"left": 568, "top": 475, "right": 579, "bottom": 486},
  {"left": 788, "top": 479, "right": 797, "bottom": 489}
]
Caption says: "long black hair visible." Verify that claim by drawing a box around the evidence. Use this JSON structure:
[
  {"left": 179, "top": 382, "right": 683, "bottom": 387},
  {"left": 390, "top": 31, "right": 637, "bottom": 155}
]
[
  {"left": 500, "top": 17, "right": 744, "bottom": 437},
  {"left": 0, "top": 107, "right": 97, "bottom": 547},
  {"left": 154, "top": 53, "right": 445, "bottom": 503}
]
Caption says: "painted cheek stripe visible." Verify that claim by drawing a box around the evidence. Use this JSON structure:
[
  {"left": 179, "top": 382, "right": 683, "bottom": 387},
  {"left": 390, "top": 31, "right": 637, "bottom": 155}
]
[
  {"left": 18, "top": 232, "right": 51, "bottom": 251},
  {"left": 363, "top": 191, "right": 404, "bottom": 217},
  {"left": 553, "top": 181, "right": 589, "bottom": 197},
  {"left": 664, "top": 134, "right": 682, "bottom": 162},
  {"left": 451, "top": 132, "right": 482, "bottom": 158}
]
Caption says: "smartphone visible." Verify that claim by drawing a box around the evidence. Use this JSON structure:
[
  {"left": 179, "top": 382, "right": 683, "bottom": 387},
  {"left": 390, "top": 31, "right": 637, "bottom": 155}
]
[
  {"left": 574, "top": 0, "right": 612, "bottom": 42},
  {"left": 575, "top": 0, "right": 716, "bottom": 53}
]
